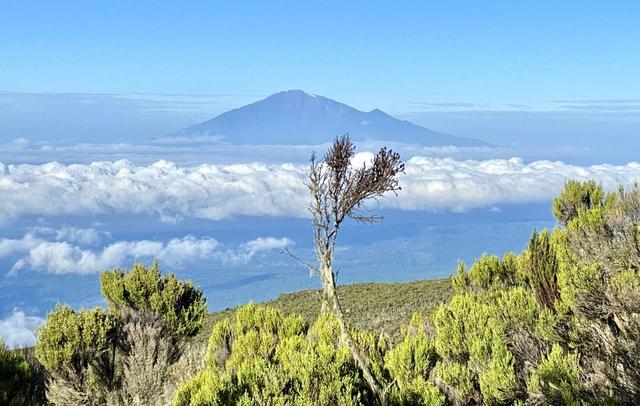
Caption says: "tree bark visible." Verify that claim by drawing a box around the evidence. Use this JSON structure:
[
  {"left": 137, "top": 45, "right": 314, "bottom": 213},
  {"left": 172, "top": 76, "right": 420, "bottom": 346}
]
[{"left": 321, "top": 263, "right": 386, "bottom": 405}]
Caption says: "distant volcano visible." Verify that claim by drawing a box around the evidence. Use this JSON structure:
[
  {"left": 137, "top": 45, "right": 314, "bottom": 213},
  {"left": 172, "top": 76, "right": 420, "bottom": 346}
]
[{"left": 169, "top": 90, "right": 487, "bottom": 146}]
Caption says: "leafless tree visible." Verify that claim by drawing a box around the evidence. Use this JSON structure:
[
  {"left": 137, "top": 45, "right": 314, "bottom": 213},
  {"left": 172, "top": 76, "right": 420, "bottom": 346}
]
[{"left": 304, "top": 135, "right": 404, "bottom": 405}]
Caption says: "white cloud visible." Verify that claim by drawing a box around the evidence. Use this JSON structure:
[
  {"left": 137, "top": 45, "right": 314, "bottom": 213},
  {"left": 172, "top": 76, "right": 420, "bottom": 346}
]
[
  {"left": 0, "top": 310, "right": 43, "bottom": 349},
  {"left": 239, "top": 237, "right": 293, "bottom": 261},
  {"left": 29, "top": 225, "right": 107, "bottom": 245},
  {"left": 0, "top": 157, "right": 639, "bottom": 222},
  {"left": 54, "top": 226, "right": 105, "bottom": 245},
  {"left": 0, "top": 160, "right": 308, "bottom": 222},
  {"left": 389, "top": 157, "right": 640, "bottom": 212},
  {"left": 20, "top": 237, "right": 215, "bottom": 274},
  {"left": 0, "top": 233, "right": 41, "bottom": 257},
  {"left": 1, "top": 232, "right": 293, "bottom": 274}
]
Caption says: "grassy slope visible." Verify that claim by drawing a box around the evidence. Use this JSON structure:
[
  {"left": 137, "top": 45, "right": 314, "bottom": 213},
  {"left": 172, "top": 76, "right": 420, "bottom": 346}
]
[{"left": 196, "top": 278, "right": 453, "bottom": 345}]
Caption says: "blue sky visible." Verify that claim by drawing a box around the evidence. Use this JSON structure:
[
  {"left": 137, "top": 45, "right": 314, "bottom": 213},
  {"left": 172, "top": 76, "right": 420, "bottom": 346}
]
[{"left": 2, "top": 1, "right": 639, "bottom": 108}]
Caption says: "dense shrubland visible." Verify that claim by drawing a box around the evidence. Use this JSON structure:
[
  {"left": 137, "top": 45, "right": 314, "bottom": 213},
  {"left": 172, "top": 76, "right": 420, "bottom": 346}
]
[
  {"left": 175, "top": 180, "right": 640, "bottom": 405},
  {"left": 174, "top": 304, "right": 444, "bottom": 405},
  {"left": 5, "top": 179, "right": 640, "bottom": 405}
]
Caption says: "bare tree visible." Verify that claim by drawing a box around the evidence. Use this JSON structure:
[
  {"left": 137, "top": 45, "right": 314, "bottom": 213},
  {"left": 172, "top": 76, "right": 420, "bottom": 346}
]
[{"left": 306, "top": 135, "right": 404, "bottom": 405}]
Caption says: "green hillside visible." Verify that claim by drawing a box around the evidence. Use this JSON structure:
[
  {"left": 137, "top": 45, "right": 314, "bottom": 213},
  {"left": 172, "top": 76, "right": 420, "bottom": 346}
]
[{"left": 198, "top": 278, "right": 453, "bottom": 345}]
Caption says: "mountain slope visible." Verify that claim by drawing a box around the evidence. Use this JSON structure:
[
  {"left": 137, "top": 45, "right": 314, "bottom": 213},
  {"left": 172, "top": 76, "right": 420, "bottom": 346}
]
[
  {"left": 197, "top": 278, "right": 453, "bottom": 345},
  {"left": 170, "top": 90, "right": 486, "bottom": 146}
]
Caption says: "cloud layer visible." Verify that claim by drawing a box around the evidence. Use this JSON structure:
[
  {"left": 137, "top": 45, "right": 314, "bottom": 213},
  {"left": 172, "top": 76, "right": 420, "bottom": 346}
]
[
  {"left": 1, "top": 156, "right": 639, "bottom": 222},
  {"left": 391, "top": 157, "right": 640, "bottom": 212},
  {"left": 0, "top": 229, "right": 292, "bottom": 274},
  {"left": 0, "top": 159, "right": 309, "bottom": 222}
]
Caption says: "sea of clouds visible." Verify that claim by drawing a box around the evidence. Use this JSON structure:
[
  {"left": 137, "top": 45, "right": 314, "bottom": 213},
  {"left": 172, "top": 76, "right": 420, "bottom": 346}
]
[{"left": 1, "top": 155, "right": 639, "bottom": 223}]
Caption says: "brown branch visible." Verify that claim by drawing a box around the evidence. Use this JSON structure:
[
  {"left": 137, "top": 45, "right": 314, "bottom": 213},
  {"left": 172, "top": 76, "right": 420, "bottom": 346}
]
[{"left": 282, "top": 247, "right": 317, "bottom": 276}]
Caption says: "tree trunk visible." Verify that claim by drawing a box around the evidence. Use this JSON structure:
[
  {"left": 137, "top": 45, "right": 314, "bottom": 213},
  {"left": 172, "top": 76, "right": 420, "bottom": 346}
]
[{"left": 321, "top": 264, "right": 387, "bottom": 405}]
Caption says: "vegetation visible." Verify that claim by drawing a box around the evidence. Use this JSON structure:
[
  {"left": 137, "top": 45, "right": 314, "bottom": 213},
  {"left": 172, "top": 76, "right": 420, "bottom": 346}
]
[
  {"left": 177, "top": 180, "right": 640, "bottom": 405},
  {"left": 35, "top": 263, "right": 207, "bottom": 405},
  {"left": 1, "top": 340, "right": 45, "bottom": 405},
  {"left": 197, "top": 278, "right": 454, "bottom": 346},
  {"left": 8, "top": 178, "right": 640, "bottom": 405},
  {"left": 421, "top": 180, "right": 640, "bottom": 404},
  {"left": 175, "top": 303, "right": 447, "bottom": 406}
]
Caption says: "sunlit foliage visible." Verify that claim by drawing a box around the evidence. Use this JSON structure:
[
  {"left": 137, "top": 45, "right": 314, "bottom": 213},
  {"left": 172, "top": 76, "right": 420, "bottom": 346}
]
[{"left": 35, "top": 263, "right": 206, "bottom": 405}]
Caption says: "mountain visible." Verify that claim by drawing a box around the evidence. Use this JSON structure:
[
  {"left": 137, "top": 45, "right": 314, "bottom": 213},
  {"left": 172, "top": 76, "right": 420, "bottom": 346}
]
[{"left": 169, "top": 90, "right": 486, "bottom": 146}]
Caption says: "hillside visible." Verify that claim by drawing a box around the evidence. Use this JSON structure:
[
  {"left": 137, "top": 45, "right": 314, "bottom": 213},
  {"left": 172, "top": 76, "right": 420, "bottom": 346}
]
[
  {"left": 168, "top": 90, "right": 487, "bottom": 146},
  {"left": 197, "top": 278, "right": 454, "bottom": 345}
]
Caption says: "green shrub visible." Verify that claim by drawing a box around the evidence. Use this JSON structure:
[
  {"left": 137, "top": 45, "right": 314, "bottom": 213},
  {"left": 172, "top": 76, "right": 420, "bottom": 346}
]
[
  {"left": 101, "top": 262, "right": 207, "bottom": 336},
  {"left": 35, "top": 305, "right": 119, "bottom": 405},
  {"left": 385, "top": 314, "right": 436, "bottom": 385},
  {"left": 0, "top": 340, "right": 32, "bottom": 406},
  {"left": 432, "top": 285, "right": 536, "bottom": 402},
  {"left": 175, "top": 305, "right": 367, "bottom": 405},
  {"left": 390, "top": 377, "right": 444, "bottom": 406},
  {"left": 434, "top": 361, "right": 475, "bottom": 402},
  {"left": 525, "top": 230, "right": 560, "bottom": 310},
  {"left": 528, "top": 344, "right": 582, "bottom": 405},
  {"left": 552, "top": 180, "right": 605, "bottom": 225},
  {"left": 385, "top": 314, "right": 443, "bottom": 405},
  {"left": 35, "top": 262, "right": 207, "bottom": 405},
  {"left": 36, "top": 305, "right": 117, "bottom": 373},
  {"left": 453, "top": 253, "right": 520, "bottom": 293},
  {"left": 432, "top": 180, "right": 640, "bottom": 403}
]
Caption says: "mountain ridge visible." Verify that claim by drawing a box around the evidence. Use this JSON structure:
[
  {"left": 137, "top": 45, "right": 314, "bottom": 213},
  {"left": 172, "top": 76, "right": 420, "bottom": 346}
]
[{"left": 169, "top": 90, "right": 487, "bottom": 146}]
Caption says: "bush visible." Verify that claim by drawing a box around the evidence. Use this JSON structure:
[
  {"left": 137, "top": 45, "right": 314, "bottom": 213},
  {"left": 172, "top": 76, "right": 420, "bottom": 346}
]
[
  {"left": 385, "top": 314, "right": 443, "bottom": 405},
  {"left": 431, "top": 180, "right": 640, "bottom": 403},
  {"left": 35, "top": 306, "right": 119, "bottom": 405},
  {"left": 0, "top": 340, "right": 34, "bottom": 406},
  {"left": 175, "top": 304, "right": 367, "bottom": 405},
  {"left": 36, "top": 262, "right": 207, "bottom": 405},
  {"left": 527, "top": 344, "right": 582, "bottom": 405},
  {"left": 431, "top": 291, "right": 523, "bottom": 404},
  {"left": 552, "top": 180, "right": 606, "bottom": 225},
  {"left": 101, "top": 262, "right": 207, "bottom": 336}
]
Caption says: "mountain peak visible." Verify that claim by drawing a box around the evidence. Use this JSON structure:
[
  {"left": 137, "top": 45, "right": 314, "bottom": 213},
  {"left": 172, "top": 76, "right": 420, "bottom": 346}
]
[
  {"left": 170, "top": 91, "right": 487, "bottom": 146},
  {"left": 261, "top": 89, "right": 328, "bottom": 106},
  {"left": 260, "top": 89, "right": 350, "bottom": 113},
  {"left": 271, "top": 89, "right": 314, "bottom": 97}
]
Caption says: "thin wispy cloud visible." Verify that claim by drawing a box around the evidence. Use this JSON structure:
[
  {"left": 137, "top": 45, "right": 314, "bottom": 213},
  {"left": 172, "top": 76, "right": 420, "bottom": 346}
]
[
  {"left": 400, "top": 99, "right": 640, "bottom": 117},
  {"left": 0, "top": 137, "right": 508, "bottom": 166},
  {"left": 29, "top": 225, "right": 110, "bottom": 246},
  {"left": 553, "top": 99, "right": 640, "bottom": 104},
  {"left": 408, "top": 101, "right": 478, "bottom": 110},
  {"left": 553, "top": 98, "right": 640, "bottom": 113}
]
